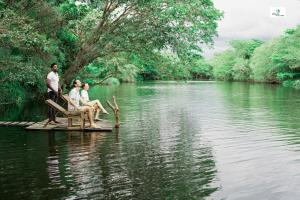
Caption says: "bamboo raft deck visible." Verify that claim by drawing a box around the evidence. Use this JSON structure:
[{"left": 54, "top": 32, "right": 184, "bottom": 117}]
[
  {"left": 0, "top": 121, "right": 36, "bottom": 126},
  {"left": 0, "top": 96, "right": 120, "bottom": 132},
  {"left": 0, "top": 117, "right": 113, "bottom": 132}
]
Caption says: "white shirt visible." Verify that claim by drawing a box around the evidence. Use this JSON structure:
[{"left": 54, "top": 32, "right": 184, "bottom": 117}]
[
  {"left": 68, "top": 88, "right": 81, "bottom": 111},
  {"left": 47, "top": 71, "right": 59, "bottom": 92},
  {"left": 81, "top": 90, "right": 89, "bottom": 102}
]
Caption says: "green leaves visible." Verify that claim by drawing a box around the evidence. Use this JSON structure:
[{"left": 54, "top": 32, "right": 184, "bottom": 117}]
[
  {"left": 56, "top": 28, "right": 78, "bottom": 45},
  {"left": 0, "top": 0, "right": 223, "bottom": 103},
  {"left": 210, "top": 50, "right": 235, "bottom": 81},
  {"left": 209, "top": 24, "right": 300, "bottom": 89},
  {"left": 59, "top": 1, "right": 89, "bottom": 20},
  {"left": 250, "top": 25, "right": 300, "bottom": 85},
  {"left": 209, "top": 40, "right": 262, "bottom": 81}
]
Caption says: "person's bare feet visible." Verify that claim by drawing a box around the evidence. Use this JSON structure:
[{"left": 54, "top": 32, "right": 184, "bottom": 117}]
[
  {"left": 54, "top": 120, "right": 61, "bottom": 124},
  {"left": 48, "top": 121, "right": 56, "bottom": 125},
  {"left": 103, "top": 110, "right": 109, "bottom": 114},
  {"left": 90, "top": 123, "right": 101, "bottom": 128}
]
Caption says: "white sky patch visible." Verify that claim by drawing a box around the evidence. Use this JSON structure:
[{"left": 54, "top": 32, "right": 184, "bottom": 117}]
[{"left": 203, "top": 0, "right": 300, "bottom": 58}]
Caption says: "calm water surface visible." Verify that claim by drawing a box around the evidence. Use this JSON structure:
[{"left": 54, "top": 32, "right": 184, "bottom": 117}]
[{"left": 1, "top": 82, "right": 300, "bottom": 200}]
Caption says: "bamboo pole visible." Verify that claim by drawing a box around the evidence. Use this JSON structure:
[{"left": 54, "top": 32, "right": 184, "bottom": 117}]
[{"left": 106, "top": 96, "right": 120, "bottom": 128}]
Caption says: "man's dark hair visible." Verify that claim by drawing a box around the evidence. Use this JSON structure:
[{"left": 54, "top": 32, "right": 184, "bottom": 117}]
[
  {"left": 50, "top": 63, "right": 57, "bottom": 68},
  {"left": 73, "top": 80, "right": 77, "bottom": 87}
]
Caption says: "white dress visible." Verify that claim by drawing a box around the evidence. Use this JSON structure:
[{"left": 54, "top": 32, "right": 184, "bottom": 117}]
[{"left": 81, "top": 90, "right": 90, "bottom": 102}]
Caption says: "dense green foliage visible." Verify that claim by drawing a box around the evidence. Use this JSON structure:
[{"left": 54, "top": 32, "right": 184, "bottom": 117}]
[
  {"left": 0, "top": 0, "right": 222, "bottom": 104},
  {"left": 80, "top": 52, "right": 213, "bottom": 85},
  {"left": 210, "top": 39, "right": 263, "bottom": 81},
  {"left": 251, "top": 26, "right": 300, "bottom": 86},
  {"left": 210, "top": 25, "right": 300, "bottom": 89}
]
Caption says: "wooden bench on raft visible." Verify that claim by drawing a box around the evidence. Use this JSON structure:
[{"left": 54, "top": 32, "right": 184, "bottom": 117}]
[
  {"left": 61, "top": 94, "right": 91, "bottom": 126},
  {"left": 62, "top": 94, "right": 121, "bottom": 128},
  {"left": 61, "top": 94, "right": 71, "bottom": 104},
  {"left": 61, "top": 93, "right": 99, "bottom": 119},
  {"left": 45, "top": 99, "right": 86, "bottom": 129}
]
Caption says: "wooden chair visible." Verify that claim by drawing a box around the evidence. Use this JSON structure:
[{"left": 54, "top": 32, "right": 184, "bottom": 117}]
[
  {"left": 45, "top": 99, "right": 85, "bottom": 129},
  {"left": 61, "top": 94, "right": 90, "bottom": 126},
  {"left": 61, "top": 94, "right": 71, "bottom": 104}
]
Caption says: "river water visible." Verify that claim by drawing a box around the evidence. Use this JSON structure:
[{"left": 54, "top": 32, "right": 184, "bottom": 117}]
[{"left": 1, "top": 81, "right": 300, "bottom": 200}]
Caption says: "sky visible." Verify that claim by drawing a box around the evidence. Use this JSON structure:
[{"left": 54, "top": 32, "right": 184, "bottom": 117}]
[{"left": 203, "top": 0, "right": 300, "bottom": 58}]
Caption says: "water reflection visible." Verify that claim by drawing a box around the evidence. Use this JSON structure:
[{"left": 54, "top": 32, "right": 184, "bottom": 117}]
[
  {"left": 208, "top": 82, "right": 300, "bottom": 199},
  {"left": 114, "top": 84, "right": 219, "bottom": 199},
  {"left": 45, "top": 132, "right": 114, "bottom": 199},
  {"left": 41, "top": 120, "right": 218, "bottom": 200},
  {"left": 0, "top": 101, "right": 46, "bottom": 121},
  {"left": 9, "top": 82, "right": 298, "bottom": 199}
]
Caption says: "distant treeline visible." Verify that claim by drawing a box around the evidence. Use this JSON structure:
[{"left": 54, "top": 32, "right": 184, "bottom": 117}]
[{"left": 208, "top": 25, "right": 300, "bottom": 89}]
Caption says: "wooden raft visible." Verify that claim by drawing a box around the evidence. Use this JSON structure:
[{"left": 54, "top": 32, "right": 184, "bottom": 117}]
[
  {"left": 0, "top": 121, "right": 36, "bottom": 126},
  {"left": 25, "top": 117, "right": 113, "bottom": 131}
]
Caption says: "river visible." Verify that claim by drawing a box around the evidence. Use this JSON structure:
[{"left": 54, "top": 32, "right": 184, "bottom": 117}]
[{"left": 1, "top": 81, "right": 300, "bottom": 200}]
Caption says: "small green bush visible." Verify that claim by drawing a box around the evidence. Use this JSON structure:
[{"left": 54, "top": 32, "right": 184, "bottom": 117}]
[{"left": 293, "top": 80, "right": 300, "bottom": 89}]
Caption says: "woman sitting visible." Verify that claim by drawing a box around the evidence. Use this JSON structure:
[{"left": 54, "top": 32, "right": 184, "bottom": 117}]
[
  {"left": 68, "top": 80, "right": 98, "bottom": 128},
  {"left": 81, "top": 83, "right": 109, "bottom": 121}
]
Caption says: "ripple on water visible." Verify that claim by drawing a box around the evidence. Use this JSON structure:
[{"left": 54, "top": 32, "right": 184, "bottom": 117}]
[{"left": 3, "top": 83, "right": 300, "bottom": 199}]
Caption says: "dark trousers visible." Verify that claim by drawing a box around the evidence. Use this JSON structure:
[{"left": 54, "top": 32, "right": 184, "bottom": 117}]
[{"left": 48, "top": 91, "right": 58, "bottom": 121}]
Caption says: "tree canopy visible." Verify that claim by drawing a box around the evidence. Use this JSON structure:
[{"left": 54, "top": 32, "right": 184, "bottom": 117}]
[
  {"left": 209, "top": 39, "right": 263, "bottom": 81},
  {"left": 0, "top": 0, "right": 222, "bottom": 103}
]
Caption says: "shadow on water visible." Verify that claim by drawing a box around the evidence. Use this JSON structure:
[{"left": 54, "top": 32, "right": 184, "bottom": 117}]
[{"left": 0, "top": 100, "right": 47, "bottom": 121}]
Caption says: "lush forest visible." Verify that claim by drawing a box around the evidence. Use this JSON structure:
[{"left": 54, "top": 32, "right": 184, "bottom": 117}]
[
  {"left": 209, "top": 25, "right": 300, "bottom": 89},
  {"left": 2, "top": 0, "right": 300, "bottom": 106},
  {"left": 0, "top": 0, "right": 222, "bottom": 104}
]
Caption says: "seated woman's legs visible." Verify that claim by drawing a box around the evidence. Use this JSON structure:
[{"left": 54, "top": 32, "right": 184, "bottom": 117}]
[
  {"left": 83, "top": 102, "right": 100, "bottom": 120},
  {"left": 80, "top": 106, "right": 97, "bottom": 127},
  {"left": 89, "top": 100, "right": 109, "bottom": 114},
  {"left": 93, "top": 104, "right": 101, "bottom": 120}
]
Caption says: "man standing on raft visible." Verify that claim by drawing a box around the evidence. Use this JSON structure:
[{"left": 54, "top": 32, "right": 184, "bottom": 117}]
[{"left": 46, "top": 63, "right": 62, "bottom": 125}]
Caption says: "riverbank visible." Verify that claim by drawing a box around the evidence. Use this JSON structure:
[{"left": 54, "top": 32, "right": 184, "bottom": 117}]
[{"left": 0, "top": 78, "right": 287, "bottom": 106}]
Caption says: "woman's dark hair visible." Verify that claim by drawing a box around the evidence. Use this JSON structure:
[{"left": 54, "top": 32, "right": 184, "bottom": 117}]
[
  {"left": 50, "top": 63, "right": 57, "bottom": 68},
  {"left": 81, "top": 82, "right": 87, "bottom": 89}
]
